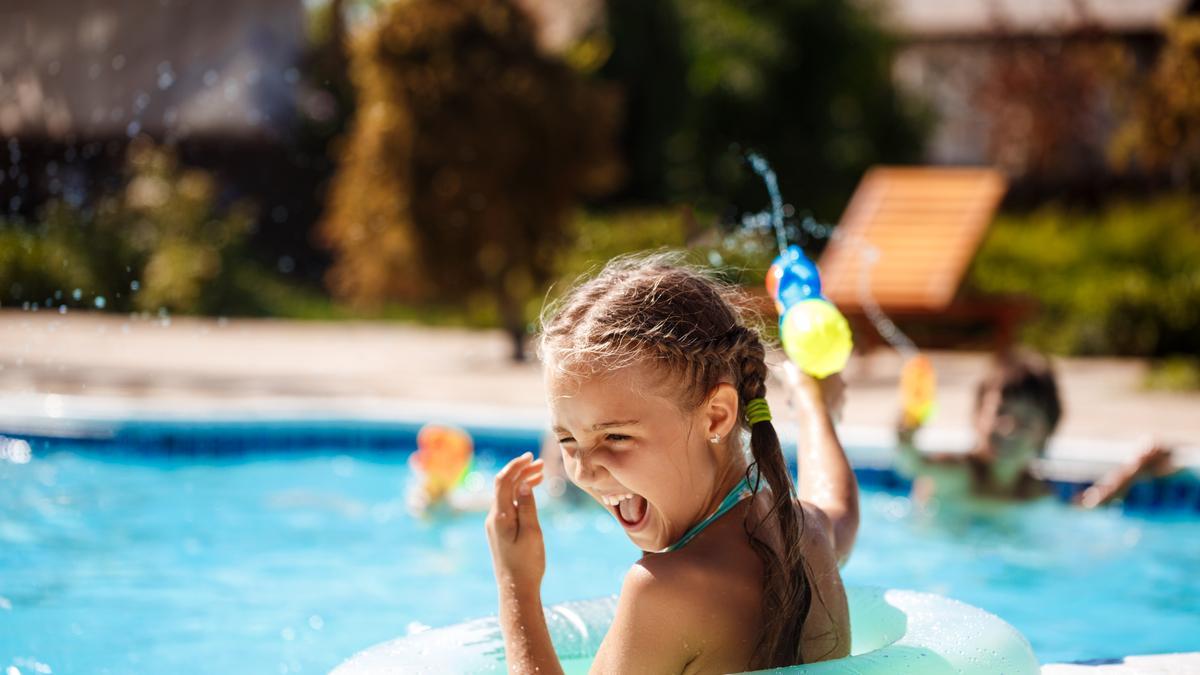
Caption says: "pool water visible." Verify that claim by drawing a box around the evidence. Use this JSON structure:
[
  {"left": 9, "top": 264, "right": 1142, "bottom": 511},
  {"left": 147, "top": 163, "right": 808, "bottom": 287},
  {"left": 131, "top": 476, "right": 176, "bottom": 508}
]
[{"left": 2, "top": 449, "right": 1198, "bottom": 674}]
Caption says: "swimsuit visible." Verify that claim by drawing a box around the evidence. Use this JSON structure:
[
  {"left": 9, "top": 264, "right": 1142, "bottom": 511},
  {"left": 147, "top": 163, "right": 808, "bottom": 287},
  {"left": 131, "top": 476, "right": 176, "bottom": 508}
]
[{"left": 660, "top": 474, "right": 756, "bottom": 553}]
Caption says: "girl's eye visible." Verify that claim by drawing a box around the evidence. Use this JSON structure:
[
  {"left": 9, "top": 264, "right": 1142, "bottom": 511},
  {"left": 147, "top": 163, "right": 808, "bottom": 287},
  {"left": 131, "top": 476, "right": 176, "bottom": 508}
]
[
  {"left": 558, "top": 437, "right": 575, "bottom": 444},
  {"left": 606, "top": 434, "right": 631, "bottom": 442}
]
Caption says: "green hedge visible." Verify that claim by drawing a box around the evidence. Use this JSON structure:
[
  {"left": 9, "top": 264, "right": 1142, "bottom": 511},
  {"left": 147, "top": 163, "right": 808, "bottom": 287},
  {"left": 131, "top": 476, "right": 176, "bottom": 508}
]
[{"left": 969, "top": 196, "right": 1200, "bottom": 357}]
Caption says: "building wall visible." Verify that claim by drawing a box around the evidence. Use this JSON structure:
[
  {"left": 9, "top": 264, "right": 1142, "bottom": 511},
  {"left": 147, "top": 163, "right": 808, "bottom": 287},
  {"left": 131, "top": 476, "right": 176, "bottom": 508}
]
[{"left": 0, "top": 0, "right": 306, "bottom": 140}]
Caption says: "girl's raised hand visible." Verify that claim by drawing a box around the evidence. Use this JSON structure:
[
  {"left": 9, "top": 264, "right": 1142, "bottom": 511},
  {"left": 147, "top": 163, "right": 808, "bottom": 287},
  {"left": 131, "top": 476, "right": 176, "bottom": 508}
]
[
  {"left": 485, "top": 452, "right": 546, "bottom": 593},
  {"left": 782, "top": 361, "right": 846, "bottom": 424}
]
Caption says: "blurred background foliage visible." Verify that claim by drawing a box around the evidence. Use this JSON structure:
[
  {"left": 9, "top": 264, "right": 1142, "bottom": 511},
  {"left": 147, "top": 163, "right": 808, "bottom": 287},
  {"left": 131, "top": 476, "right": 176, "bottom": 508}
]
[
  {"left": 969, "top": 196, "right": 1200, "bottom": 359},
  {"left": 0, "top": 139, "right": 256, "bottom": 315},
  {"left": 318, "top": 0, "right": 622, "bottom": 359},
  {"left": 1110, "top": 18, "right": 1200, "bottom": 192},
  {"left": 597, "top": 0, "right": 927, "bottom": 217},
  {"left": 315, "top": 0, "right": 924, "bottom": 358}
]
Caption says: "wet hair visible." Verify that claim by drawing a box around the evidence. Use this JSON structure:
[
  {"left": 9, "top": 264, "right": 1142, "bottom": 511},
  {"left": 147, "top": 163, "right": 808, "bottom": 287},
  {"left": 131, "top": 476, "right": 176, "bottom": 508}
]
[
  {"left": 974, "top": 349, "right": 1063, "bottom": 437},
  {"left": 538, "top": 252, "right": 816, "bottom": 669}
]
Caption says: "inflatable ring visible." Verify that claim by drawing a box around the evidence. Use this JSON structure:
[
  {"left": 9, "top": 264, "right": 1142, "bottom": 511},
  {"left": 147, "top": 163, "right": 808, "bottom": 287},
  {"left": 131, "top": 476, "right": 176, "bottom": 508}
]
[{"left": 331, "top": 587, "right": 1039, "bottom": 674}]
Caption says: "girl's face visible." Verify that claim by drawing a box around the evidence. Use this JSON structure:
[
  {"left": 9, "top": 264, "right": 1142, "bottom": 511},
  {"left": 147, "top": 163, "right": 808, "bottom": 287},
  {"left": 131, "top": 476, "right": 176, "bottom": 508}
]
[
  {"left": 547, "top": 362, "right": 739, "bottom": 552},
  {"left": 974, "top": 389, "right": 1051, "bottom": 475}
]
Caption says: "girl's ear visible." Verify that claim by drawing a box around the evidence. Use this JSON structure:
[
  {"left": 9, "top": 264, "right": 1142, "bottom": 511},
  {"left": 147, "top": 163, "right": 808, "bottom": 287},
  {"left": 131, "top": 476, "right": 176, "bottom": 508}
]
[{"left": 704, "top": 382, "right": 740, "bottom": 441}]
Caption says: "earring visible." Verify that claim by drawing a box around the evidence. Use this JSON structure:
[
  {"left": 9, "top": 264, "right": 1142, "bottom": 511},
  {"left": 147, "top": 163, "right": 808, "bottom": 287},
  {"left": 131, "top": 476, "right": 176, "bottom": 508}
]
[{"left": 709, "top": 433, "right": 721, "bottom": 444}]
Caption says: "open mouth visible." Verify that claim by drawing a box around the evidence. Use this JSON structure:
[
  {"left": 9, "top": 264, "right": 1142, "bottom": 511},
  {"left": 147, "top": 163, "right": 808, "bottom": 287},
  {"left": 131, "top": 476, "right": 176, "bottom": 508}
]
[{"left": 600, "top": 493, "right": 649, "bottom": 530}]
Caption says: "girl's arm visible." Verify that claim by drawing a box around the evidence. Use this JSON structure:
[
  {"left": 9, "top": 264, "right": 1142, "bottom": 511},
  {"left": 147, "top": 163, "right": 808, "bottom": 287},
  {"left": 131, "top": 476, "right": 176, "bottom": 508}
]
[
  {"left": 1076, "top": 443, "right": 1175, "bottom": 508},
  {"left": 785, "top": 364, "right": 859, "bottom": 565},
  {"left": 485, "top": 453, "right": 562, "bottom": 675}
]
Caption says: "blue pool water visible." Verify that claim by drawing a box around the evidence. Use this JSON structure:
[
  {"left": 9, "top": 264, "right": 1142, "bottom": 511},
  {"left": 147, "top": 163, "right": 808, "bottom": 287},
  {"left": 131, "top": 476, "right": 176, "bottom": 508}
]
[{"left": 2, "top": 443, "right": 1199, "bottom": 674}]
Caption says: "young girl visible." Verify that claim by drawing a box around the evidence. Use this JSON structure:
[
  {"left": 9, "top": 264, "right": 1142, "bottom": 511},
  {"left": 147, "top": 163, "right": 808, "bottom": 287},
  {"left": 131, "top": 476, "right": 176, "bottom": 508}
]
[{"left": 485, "top": 254, "right": 860, "bottom": 673}]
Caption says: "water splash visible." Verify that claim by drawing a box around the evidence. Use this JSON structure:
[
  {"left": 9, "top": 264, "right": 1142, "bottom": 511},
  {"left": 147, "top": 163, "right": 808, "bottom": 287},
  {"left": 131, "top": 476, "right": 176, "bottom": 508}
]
[
  {"left": 746, "top": 153, "right": 788, "bottom": 255},
  {"left": 744, "top": 153, "right": 916, "bottom": 356}
]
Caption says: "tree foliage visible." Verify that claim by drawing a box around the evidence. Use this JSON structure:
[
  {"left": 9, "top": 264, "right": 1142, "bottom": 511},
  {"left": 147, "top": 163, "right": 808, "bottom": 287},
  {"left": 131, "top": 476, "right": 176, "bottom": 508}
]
[
  {"left": 974, "top": 35, "right": 1130, "bottom": 186},
  {"left": 0, "top": 138, "right": 254, "bottom": 314},
  {"left": 319, "top": 0, "right": 621, "bottom": 359},
  {"left": 663, "top": 0, "right": 927, "bottom": 218},
  {"left": 1111, "top": 18, "right": 1200, "bottom": 191}
]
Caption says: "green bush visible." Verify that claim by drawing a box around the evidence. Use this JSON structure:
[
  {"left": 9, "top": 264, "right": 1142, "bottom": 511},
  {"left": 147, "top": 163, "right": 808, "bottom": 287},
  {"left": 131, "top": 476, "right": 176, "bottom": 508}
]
[
  {"left": 0, "top": 138, "right": 255, "bottom": 315},
  {"left": 969, "top": 196, "right": 1200, "bottom": 357},
  {"left": 665, "top": 0, "right": 928, "bottom": 217},
  {"left": 1144, "top": 356, "right": 1200, "bottom": 391}
]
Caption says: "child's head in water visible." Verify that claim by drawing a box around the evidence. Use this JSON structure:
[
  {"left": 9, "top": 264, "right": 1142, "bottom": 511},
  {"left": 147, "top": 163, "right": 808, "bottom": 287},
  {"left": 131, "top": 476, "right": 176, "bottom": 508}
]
[
  {"left": 971, "top": 349, "right": 1062, "bottom": 474},
  {"left": 538, "top": 253, "right": 812, "bottom": 667}
]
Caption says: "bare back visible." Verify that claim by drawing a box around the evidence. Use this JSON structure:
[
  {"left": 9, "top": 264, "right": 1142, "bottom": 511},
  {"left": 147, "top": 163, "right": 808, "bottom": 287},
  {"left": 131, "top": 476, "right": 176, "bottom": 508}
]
[{"left": 589, "top": 493, "right": 850, "bottom": 674}]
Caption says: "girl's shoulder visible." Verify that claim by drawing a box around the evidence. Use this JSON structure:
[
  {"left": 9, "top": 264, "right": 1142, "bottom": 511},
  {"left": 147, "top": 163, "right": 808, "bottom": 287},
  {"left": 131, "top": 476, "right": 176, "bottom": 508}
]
[{"left": 592, "top": 550, "right": 762, "bottom": 674}]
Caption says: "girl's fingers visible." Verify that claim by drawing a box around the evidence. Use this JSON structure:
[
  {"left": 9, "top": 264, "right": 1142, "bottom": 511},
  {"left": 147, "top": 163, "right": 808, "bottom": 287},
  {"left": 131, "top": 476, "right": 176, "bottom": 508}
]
[
  {"left": 515, "top": 460, "right": 544, "bottom": 481},
  {"left": 491, "top": 453, "right": 542, "bottom": 510},
  {"left": 492, "top": 452, "right": 534, "bottom": 518}
]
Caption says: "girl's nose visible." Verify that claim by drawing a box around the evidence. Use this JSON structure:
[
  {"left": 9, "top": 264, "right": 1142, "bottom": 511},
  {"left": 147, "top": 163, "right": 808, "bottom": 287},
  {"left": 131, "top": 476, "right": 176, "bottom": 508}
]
[{"left": 571, "top": 449, "right": 605, "bottom": 487}]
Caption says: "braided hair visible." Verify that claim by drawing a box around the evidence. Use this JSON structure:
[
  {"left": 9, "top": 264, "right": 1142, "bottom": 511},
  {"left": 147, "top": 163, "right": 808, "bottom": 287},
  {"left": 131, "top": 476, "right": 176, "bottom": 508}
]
[{"left": 539, "top": 252, "right": 815, "bottom": 668}]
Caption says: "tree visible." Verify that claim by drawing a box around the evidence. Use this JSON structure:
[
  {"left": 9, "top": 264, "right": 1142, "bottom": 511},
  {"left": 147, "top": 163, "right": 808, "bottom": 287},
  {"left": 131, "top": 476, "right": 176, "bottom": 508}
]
[
  {"left": 667, "top": 0, "right": 926, "bottom": 220},
  {"left": 1111, "top": 18, "right": 1200, "bottom": 192},
  {"left": 319, "top": 0, "right": 621, "bottom": 360}
]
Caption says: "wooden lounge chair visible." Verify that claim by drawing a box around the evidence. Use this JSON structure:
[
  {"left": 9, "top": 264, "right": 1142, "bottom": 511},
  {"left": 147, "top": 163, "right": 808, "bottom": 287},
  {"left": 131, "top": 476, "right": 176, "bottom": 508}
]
[{"left": 818, "top": 166, "right": 1026, "bottom": 353}]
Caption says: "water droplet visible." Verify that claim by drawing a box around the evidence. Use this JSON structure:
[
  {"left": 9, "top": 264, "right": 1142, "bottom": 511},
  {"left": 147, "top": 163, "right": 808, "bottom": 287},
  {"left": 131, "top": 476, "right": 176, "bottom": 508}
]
[
  {"left": 94, "top": 296, "right": 106, "bottom": 309},
  {"left": 203, "top": 70, "right": 219, "bottom": 87},
  {"left": 72, "top": 288, "right": 82, "bottom": 301},
  {"left": 130, "top": 280, "right": 140, "bottom": 291},
  {"left": 307, "top": 614, "right": 324, "bottom": 630},
  {"left": 58, "top": 305, "right": 67, "bottom": 314}
]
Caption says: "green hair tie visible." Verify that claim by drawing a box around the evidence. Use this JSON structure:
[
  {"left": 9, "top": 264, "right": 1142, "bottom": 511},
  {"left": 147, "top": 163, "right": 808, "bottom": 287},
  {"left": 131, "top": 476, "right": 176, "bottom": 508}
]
[{"left": 745, "top": 398, "right": 772, "bottom": 425}]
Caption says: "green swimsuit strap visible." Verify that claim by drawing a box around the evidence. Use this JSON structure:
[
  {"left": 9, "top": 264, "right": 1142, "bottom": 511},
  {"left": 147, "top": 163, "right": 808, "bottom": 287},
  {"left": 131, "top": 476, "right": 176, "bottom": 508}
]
[{"left": 661, "top": 474, "right": 756, "bottom": 553}]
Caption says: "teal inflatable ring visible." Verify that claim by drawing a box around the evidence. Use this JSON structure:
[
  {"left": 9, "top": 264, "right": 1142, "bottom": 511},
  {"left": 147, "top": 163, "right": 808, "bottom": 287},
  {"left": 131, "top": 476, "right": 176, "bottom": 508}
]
[{"left": 331, "top": 586, "right": 1039, "bottom": 674}]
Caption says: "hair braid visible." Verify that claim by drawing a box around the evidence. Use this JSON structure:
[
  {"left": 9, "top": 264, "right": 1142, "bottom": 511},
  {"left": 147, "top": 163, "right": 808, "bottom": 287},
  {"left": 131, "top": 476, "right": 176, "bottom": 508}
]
[{"left": 732, "top": 330, "right": 813, "bottom": 668}]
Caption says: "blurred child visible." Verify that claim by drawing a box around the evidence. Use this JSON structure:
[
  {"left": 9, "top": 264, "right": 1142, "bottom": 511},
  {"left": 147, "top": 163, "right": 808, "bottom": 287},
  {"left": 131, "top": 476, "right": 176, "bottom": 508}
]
[
  {"left": 406, "top": 424, "right": 492, "bottom": 516},
  {"left": 408, "top": 427, "right": 591, "bottom": 517},
  {"left": 896, "top": 349, "right": 1177, "bottom": 507},
  {"left": 485, "top": 254, "right": 859, "bottom": 671}
]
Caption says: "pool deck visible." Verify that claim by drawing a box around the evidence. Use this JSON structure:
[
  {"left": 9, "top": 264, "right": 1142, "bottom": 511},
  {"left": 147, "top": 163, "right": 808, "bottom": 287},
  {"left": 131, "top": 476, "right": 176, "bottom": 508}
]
[
  {"left": 1, "top": 310, "right": 1198, "bottom": 671},
  {"left": 1043, "top": 653, "right": 1200, "bottom": 674},
  {"left": 1, "top": 310, "right": 1197, "bottom": 469}
]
